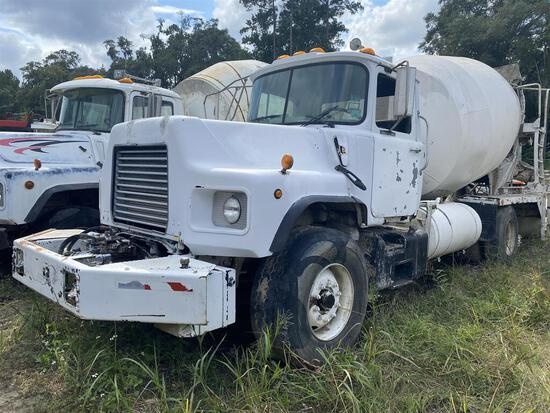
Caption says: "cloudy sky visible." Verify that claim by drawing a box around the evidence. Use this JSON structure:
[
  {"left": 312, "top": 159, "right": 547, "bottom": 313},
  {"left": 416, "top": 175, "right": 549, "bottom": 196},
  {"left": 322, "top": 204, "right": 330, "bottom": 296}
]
[{"left": 0, "top": 0, "right": 439, "bottom": 80}]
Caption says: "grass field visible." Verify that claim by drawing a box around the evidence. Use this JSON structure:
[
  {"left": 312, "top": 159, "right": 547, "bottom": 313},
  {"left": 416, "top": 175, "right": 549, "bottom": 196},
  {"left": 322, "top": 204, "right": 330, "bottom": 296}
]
[{"left": 0, "top": 240, "right": 548, "bottom": 412}]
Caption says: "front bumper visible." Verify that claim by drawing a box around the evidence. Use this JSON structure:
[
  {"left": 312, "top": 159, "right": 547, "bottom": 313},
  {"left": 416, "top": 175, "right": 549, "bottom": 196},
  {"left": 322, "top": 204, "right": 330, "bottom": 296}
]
[{"left": 12, "top": 229, "right": 236, "bottom": 337}]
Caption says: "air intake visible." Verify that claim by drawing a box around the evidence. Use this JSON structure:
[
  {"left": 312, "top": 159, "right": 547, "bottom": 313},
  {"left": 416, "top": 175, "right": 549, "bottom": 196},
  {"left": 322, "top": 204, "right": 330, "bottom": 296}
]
[{"left": 112, "top": 145, "right": 168, "bottom": 231}]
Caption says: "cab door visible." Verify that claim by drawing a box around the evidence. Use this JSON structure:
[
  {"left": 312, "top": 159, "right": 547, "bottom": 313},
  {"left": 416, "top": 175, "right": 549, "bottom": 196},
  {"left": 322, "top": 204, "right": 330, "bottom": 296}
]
[
  {"left": 350, "top": 68, "right": 425, "bottom": 219},
  {"left": 370, "top": 69, "right": 424, "bottom": 218}
]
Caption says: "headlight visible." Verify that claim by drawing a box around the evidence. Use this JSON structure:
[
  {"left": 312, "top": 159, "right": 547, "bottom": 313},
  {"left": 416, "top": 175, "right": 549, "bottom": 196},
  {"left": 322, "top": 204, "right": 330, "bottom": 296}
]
[{"left": 223, "top": 196, "right": 241, "bottom": 224}]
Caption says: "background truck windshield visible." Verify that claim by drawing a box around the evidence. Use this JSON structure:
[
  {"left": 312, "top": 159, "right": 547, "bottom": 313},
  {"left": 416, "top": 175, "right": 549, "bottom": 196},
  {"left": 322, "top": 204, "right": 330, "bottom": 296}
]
[
  {"left": 248, "top": 62, "right": 368, "bottom": 125},
  {"left": 58, "top": 88, "right": 124, "bottom": 133}
]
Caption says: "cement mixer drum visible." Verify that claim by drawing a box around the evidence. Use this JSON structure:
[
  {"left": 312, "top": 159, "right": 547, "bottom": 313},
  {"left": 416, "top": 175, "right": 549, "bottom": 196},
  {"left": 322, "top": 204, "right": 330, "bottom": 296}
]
[
  {"left": 408, "top": 55, "right": 523, "bottom": 197},
  {"left": 174, "top": 60, "right": 267, "bottom": 122}
]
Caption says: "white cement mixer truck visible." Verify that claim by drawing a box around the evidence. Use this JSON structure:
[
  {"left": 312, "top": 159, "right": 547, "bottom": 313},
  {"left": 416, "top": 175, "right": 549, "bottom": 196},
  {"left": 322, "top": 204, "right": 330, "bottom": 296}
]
[
  {"left": 12, "top": 48, "right": 549, "bottom": 363},
  {"left": 0, "top": 61, "right": 264, "bottom": 255}
]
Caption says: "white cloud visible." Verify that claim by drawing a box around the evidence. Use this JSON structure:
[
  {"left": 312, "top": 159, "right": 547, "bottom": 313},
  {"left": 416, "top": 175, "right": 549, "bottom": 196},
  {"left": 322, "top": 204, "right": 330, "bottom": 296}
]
[
  {"left": 344, "top": 0, "right": 440, "bottom": 60},
  {"left": 212, "top": 0, "right": 250, "bottom": 40},
  {"left": 0, "top": 0, "right": 184, "bottom": 79},
  {"left": 212, "top": 0, "right": 440, "bottom": 59},
  {"left": 0, "top": 0, "right": 441, "bottom": 81},
  {"left": 150, "top": 5, "right": 203, "bottom": 16}
]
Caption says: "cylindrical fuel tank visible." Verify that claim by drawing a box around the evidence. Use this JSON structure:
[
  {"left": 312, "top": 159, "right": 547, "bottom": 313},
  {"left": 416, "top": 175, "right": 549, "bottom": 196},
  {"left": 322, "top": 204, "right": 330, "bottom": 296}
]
[
  {"left": 427, "top": 202, "right": 482, "bottom": 259},
  {"left": 173, "top": 60, "right": 267, "bottom": 122},
  {"left": 407, "top": 56, "right": 522, "bottom": 197}
]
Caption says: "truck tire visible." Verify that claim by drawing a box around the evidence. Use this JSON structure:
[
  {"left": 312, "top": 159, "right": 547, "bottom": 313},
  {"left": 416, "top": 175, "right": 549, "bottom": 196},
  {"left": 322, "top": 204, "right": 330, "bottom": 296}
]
[
  {"left": 250, "top": 226, "right": 369, "bottom": 364},
  {"left": 35, "top": 207, "right": 99, "bottom": 231},
  {"left": 487, "top": 206, "right": 519, "bottom": 260}
]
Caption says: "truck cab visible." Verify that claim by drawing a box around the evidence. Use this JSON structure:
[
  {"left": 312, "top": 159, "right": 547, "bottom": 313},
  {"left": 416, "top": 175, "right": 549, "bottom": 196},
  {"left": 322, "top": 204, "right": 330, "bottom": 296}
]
[{"left": 0, "top": 75, "right": 183, "bottom": 251}]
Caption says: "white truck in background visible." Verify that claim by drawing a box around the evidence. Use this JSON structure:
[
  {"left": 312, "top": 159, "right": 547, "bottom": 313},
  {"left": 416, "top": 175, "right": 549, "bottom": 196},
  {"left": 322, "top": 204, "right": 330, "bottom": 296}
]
[
  {"left": 0, "top": 60, "right": 265, "bottom": 254},
  {"left": 0, "top": 75, "right": 182, "bottom": 253},
  {"left": 12, "top": 46, "right": 548, "bottom": 363}
]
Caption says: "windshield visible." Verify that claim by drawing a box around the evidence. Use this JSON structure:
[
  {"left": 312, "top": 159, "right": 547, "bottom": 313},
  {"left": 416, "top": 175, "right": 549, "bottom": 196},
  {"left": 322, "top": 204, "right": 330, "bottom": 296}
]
[
  {"left": 57, "top": 88, "right": 124, "bottom": 133},
  {"left": 248, "top": 62, "right": 368, "bottom": 125}
]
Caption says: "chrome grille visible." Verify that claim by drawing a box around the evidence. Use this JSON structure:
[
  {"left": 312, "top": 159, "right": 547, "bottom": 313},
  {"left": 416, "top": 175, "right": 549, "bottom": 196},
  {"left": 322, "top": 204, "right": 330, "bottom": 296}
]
[{"left": 112, "top": 145, "right": 168, "bottom": 231}]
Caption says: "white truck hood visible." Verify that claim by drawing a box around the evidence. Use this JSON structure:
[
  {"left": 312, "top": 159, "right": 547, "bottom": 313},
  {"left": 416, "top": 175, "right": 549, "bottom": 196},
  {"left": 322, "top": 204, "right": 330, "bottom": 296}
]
[{"left": 0, "top": 131, "right": 96, "bottom": 166}]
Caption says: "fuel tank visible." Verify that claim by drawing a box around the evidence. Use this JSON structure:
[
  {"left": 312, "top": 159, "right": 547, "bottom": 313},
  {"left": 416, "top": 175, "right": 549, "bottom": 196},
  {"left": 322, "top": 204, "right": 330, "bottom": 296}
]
[
  {"left": 408, "top": 56, "right": 522, "bottom": 197},
  {"left": 427, "top": 202, "right": 482, "bottom": 259}
]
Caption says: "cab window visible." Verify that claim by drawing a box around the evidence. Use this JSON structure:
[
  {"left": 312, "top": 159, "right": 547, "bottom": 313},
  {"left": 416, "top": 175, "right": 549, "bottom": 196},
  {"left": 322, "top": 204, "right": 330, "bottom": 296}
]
[
  {"left": 132, "top": 96, "right": 149, "bottom": 120},
  {"left": 161, "top": 100, "right": 174, "bottom": 116},
  {"left": 249, "top": 62, "right": 368, "bottom": 125},
  {"left": 57, "top": 88, "right": 124, "bottom": 133},
  {"left": 376, "top": 74, "right": 411, "bottom": 134}
]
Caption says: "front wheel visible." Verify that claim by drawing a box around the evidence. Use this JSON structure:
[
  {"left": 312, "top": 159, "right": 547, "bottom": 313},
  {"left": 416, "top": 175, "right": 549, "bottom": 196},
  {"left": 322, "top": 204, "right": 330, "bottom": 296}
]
[{"left": 250, "top": 226, "right": 369, "bottom": 364}]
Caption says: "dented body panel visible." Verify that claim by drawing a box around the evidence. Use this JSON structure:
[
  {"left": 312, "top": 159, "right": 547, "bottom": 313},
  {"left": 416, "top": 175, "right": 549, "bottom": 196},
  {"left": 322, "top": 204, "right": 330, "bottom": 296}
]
[
  {"left": 13, "top": 229, "right": 235, "bottom": 333},
  {"left": 0, "top": 131, "right": 100, "bottom": 224}
]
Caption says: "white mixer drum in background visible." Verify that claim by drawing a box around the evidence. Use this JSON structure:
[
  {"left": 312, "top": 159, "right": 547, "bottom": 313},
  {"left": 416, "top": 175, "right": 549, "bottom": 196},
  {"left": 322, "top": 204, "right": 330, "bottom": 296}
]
[
  {"left": 408, "top": 56, "right": 522, "bottom": 197},
  {"left": 173, "top": 60, "right": 267, "bottom": 122}
]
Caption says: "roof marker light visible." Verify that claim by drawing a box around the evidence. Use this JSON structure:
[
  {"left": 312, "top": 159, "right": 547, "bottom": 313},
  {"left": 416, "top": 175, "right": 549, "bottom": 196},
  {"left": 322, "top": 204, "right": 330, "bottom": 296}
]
[
  {"left": 309, "top": 47, "right": 325, "bottom": 53},
  {"left": 359, "top": 47, "right": 376, "bottom": 55},
  {"left": 73, "top": 74, "right": 104, "bottom": 80}
]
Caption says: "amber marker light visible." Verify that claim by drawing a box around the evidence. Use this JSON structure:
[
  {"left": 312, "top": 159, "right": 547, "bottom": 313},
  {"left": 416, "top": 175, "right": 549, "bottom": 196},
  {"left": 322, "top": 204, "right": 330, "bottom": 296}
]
[
  {"left": 33, "top": 159, "right": 41, "bottom": 170},
  {"left": 359, "top": 47, "right": 376, "bottom": 55},
  {"left": 281, "top": 153, "right": 294, "bottom": 174},
  {"left": 310, "top": 47, "right": 325, "bottom": 53},
  {"left": 25, "top": 180, "right": 34, "bottom": 189},
  {"left": 274, "top": 189, "right": 283, "bottom": 199}
]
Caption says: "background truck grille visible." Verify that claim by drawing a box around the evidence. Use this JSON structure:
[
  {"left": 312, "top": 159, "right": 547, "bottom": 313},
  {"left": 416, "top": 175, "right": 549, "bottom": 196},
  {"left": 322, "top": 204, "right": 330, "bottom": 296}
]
[{"left": 112, "top": 145, "right": 168, "bottom": 231}]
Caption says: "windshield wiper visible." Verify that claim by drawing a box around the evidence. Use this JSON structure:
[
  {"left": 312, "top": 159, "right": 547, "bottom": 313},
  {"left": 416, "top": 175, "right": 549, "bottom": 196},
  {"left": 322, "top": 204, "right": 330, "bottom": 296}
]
[{"left": 300, "top": 106, "right": 350, "bottom": 127}]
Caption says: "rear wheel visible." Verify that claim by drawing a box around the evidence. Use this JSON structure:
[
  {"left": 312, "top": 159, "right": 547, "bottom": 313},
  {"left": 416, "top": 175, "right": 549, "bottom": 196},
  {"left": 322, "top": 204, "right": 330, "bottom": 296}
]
[
  {"left": 487, "top": 206, "right": 519, "bottom": 260},
  {"left": 250, "top": 226, "right": 369, "bottom": 364}
]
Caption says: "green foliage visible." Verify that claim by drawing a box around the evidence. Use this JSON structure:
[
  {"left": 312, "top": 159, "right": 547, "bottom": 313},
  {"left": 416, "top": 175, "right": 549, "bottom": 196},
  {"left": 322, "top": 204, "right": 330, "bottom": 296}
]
[
  {"left": 0, "top": 69, "right": 20, "bottom": 116},
  {"left": 1, "top": 240, "right": 549, "bottom": 412},
  {"left": 17, "top": 50, "right": 99, "bottom": 114},
  {"left": 421, "top": 0, "right": 550, "bottom": 86},
  {"left": 104, "top": 17, "right": 250, "bottom": 89},
  {"left": 240, "top": 0, "right": 363, "bottom": 62},
  {"left": 103, "top": 37, "right": 153, "bottom": 81}
]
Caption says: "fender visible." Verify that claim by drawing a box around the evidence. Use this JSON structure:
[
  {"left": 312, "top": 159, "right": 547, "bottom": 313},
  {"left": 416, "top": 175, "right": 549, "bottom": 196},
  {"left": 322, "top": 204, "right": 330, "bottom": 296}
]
[
  {"left": 24, "top": 183, "right": 99, "bottom": 223},
  {"left": 269, "top": 195, "right": 366, "bottom": 253}
]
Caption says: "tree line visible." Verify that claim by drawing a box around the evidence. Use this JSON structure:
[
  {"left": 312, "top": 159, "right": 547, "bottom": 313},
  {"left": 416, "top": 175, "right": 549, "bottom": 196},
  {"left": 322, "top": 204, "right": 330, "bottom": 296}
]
[{"left": 0, "top": 0, "right": 548, "bottom": 118}]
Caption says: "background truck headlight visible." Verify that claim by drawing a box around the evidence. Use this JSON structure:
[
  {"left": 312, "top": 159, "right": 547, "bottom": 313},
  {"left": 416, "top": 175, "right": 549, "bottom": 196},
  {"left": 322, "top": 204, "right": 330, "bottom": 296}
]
[{"left": 223, "top": 196, "right": 241, "bottom": 224}]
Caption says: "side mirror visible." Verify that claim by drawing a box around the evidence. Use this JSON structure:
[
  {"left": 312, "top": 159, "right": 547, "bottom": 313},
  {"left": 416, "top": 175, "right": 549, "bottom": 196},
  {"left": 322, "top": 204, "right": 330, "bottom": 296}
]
[{"left": 394, "top": 66, "right": 416, "bottom": 118}]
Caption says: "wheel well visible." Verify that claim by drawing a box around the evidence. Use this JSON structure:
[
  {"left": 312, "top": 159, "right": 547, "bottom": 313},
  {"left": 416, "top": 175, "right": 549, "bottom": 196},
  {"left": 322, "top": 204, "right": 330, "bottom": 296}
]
[
  {"left": 26, "top": 187, "right": 99, "bottom": 224},
  {"left": 294, "top": 202, "right": 362, "bottom": 228},
  {"left": 270, "top": 197, "right": 366, "bottom": 253}
]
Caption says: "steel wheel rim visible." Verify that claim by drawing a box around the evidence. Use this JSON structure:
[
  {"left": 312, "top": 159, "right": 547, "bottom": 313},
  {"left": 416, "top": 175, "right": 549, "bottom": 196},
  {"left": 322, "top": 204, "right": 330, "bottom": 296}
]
[{"left": 307, "top": 263, "right": 354, "bottom": 341}]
